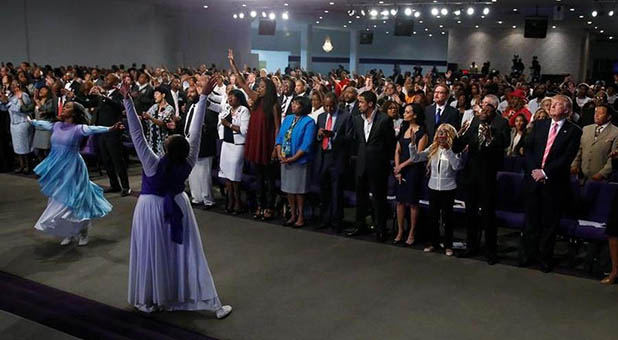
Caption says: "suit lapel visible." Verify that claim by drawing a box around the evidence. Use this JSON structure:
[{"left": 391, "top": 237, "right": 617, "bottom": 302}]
[
  {"left": 547, "top": 121, "right": 571, "bottom": 160},
  {"left": 592, "top": 125, "right": 609, "bottom": 145},
  {"left": 367, "top": 112, "right": 381, "bottom": 143},
  {"left": 333, "top": 111, "right": 344, "bottom": 132}
]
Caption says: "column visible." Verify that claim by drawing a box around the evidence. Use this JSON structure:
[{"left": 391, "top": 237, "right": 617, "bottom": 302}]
[
  {"left": 300, "top": 24, "right": 313, "bottom": 71},
  {"left": 349, "top": 29, "right": 359, "bottom": 75}
]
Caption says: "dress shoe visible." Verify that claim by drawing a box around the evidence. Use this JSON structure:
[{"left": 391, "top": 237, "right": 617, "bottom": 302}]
[
  {"left": 376, "top": 231, "right": 387, "bottom": 243},
  {"left": 392, "top": 238, "right": 404, "bottom": 246},
  {"left": 423, "top": 246, "right": 435, "bottom": 253},
  {"left": 345, "top": 227, "right": 365, "bottom": 237},
  {"left": 78, "top": 235, "right": 89, "bottom": 246},
  {"left": 540, "top": 261, "right": 553, "bottom": 273},
  {"left": 60, "top": 237, "right": 72, "bottom": 246},
  {"left": 104, "top": 187, "right": 121, "bottom": 194},
  {"left": 404, "top": 239, "right": 416, "bottom": 247},
  {"left": 314, "top": 223, "right": 330, "bottom": 230},
  {"left": 486, "top": 254, "right": 499, "bottom": 266},
  {"left": 121, "top": 188, "right": 132, "bottom": 197},
  {"left": 216, "top": 305, "right": 233, "bottom": 319},
  {"left": 600, "top": 275, "right": 618, "bottom": 284},
  {"left": 202, "top": 203, "right": 215, "bottom": 210}
]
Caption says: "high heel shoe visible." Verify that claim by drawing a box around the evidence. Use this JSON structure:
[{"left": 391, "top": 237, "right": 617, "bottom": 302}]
[
  {"left": 262, "top": 209, "right": 274, "bottom": 221},
  {"left": 404, "top": 239, "right": 416, "bottom": 247},
  {"left": 253, "top": 208, "right": 263, "bottom": 220},
  {"left": 283, "top": 217, "right": 297, "bottom": 226},
  {"left": 600, "top": 275, "right": 618, "bottom": 284},
  {"left": 392, "top": 238, "right": 403, "bottom": 245}
]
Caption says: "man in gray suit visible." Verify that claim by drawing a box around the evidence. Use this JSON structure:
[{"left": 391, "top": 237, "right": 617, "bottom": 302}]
[
  {"left": 571, "top": 103, "right": 618, "bottom": 181},
  {"left": 424, "top": 84, "right": 460, "bottom": 143}
]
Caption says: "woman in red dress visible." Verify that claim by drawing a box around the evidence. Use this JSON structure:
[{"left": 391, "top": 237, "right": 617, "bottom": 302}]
[{"left": 228, "top": 49, "right": 281, "bottom": 220}]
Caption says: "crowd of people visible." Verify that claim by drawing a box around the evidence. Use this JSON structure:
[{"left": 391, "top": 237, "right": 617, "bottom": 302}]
[{"left": 2, "top": 51, "right": 618, "bottom": 282}]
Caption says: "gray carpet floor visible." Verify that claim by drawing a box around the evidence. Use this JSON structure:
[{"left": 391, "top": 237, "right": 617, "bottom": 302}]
[
  {"left": 0, "top": 173, "right": 617, "bottom": 340},
  {"left": 0, "top": 310, "right": 79, "bottom": 340}
]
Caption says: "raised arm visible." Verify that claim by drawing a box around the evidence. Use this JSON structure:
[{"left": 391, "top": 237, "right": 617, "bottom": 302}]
[
  {"left": 409, "top": 143, "right": 431, "bottom": 163},
  {"left": 228, "top": 49, "right": 258, "bottom": 102},
  {"left": 120, "top": 83, "right": 159, "bottom": 176},
  {"left": 80, "top": 125, "right": 111, "bottom": 136},
  {"left": 187, "top": 77, "right": 217, "bottom": 167}
]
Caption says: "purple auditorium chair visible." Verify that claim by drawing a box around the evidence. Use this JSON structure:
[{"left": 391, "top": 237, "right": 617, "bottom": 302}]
[{"left": 495, "top": 171, "right": 525, "bottom": 230}]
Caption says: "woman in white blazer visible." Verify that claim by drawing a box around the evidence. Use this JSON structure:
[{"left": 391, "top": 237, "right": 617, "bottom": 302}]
[{"left": 218, "top": 89, "right": 250, "bottom": 214}]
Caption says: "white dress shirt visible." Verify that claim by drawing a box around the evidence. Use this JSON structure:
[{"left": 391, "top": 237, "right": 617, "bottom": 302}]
[{"left": 361, "top": 109, "right": 377, "bottom": 142}]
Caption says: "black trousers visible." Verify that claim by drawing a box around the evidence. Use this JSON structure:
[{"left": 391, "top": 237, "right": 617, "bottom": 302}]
[
  {"left": 428, "top": 189, "right": 456, "bottom": 249},
  {"left": 464, "top": 176, "right": 498, "bottom": 254},
  {"left": 522, "top": 183, "right": 563, "bottom": 264},
  {"left": 355, "top": 169, "right": 388, "bottom": 232},
  {"left": 319, "top": 152, "right": 343, "bottom": 227},
  {"left": 97, "top": 132, "right": 129, "bottom": 190},
  {"left": 254, "top": 162, "right": 276, "bottom": 210}
]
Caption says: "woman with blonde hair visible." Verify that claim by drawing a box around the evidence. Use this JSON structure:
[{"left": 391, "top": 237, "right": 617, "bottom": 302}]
[{"left": 409, "top": 123, "right": 463, "bottom": 256}]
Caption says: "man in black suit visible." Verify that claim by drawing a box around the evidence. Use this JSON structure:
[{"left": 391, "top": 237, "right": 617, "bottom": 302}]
[
  {"left": 89, "top": 73, "right": 131, "bottom": 196},
  {"left": 131, "top": 72, "right": 154, "bottom": 115},
  {"left": 520, "top": 95, "right": 582, "bottom": 272},
  {"left": 170, "top": 78, "right": 187, "bottom": 118},
  {"left": 346, "top": 91, "right": 396, "bottom": 242},
  {"left": 178, "top": 84, "right": 219, "bottom": 209},
  {"left": 425, "top": 84, "right": 460, "bottom": 144},
  {"left": 315, "top": 92, "right": 352, "bottom": 232},
  {"left": 340, "top": 86, "right": 361, "bottom": 116},
  {"left": 279, "top": 78, "right": 295, "bottom": 121},
  {"left": 294, "top": 79, "right": 310, "bottom": 98},
  {"left": 453, "top": 94, "right": 511, "bottom": 265}
]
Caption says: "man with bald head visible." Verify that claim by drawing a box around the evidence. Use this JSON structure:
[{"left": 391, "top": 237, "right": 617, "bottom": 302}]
[
  {"left": 85, "top": 73, "right": 131, "bottom": 196},
  {"left": 520, "top": 95, "right": 582, "bottom": 273}
]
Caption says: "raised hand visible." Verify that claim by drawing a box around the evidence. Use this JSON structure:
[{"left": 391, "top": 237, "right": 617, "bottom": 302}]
[
  {"left": 201, "top": 76, "right": 218, "bottom": 96},
  {"left": 110, "top": 121, "right": 125, "bottom": 131}
]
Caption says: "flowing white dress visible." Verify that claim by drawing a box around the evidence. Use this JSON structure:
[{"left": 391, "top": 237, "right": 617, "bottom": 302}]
[{"left": 125, "top": 95, "right": 222, "bottom": 312}]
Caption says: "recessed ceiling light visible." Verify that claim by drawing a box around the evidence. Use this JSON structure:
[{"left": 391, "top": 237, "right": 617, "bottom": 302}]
[
  {"left": 203, "top": 5, "right": 208, "bottom": 8},
  {"left": 373, "top": 25, "right": 377, "bottom": 28},
  {"left": 414, "top": 11, "right": 421, "bottom": 18},
  {"left": 513, "top": 8, "right": 518, "bottom": 12},
  {"left": 413, "top": 31, "right": 417, "bottom": 34},
  {"left": 429, "top": 33, "right": 433, "bottom": 37},
  {"left": 441, "top": 31, "right": 446, "bottom": 35},
  {"left": 355, "top": 15, "right": 360, "bottom": 19},
  {"left": 383, "top": 20, "right": 387, "bottom": 24},
  {"left": 610, "top": 36, "right": 614, "bottom": 40},
  {"left": 457, "top": 20, "right": 461, "bottom": 24},
  {"left": 481, "top": 15, "right": 485, "bottom": 19},
  {"left": 316, "top": 21, "right": 320, "bottom": 24},
  {"left": 552, "top": 25, "right": 556, "bottom": 29},
  {"left": 467, "top": 7, "right": 474, "bottom": 15},
  {"left": 579, "top": 15, "right": 584, "bottom": 18},
  {"left": 498, "top": 21, "right": 503, "bottom": 24},
  {"left": 610, "top": 10, "right": 615, "bottom": 16},
  {"left": 424, "top": 28, "right": 429, "bottom": 31},
  {"left": 441, "top": 8, "right": 448, "bottom": 16},
  {"left": 404, "top": 8, "right": 413, "bottom": 16},
  {"left": 284, "top": 3, "right": 288, "bottom": 6},
  {"left": 419, "top": 20, "right": 423, "bottom": 24},
  {"left": 439, "top": 24, "right": 443, "bottom": 28},
  {"left": 348, "top": 20, "right": 352, "bottom": 23},
  {"left": 592, "top": 10, "right": 598, "bottom": 17},
  {"left": 324, "top": 10, "right": 329, "bottom": 13},
  {"left": 379, "top": 0, "right": 384, "bottom": 3},
  {"left": 475, "top": 25, "right": 479, "bottom": 28},
  {"left": 269, "top": 12, "right": 276, "bottom": 20},
  {"left": 319, "top": 16, "right": 323, "bottom": 19},
  {"left": 242, "top": 4, "right": 246, "bottom": 7},
  {"left": 431, "top": 7, "right": 439, "bottom": 16},
  {"left": 386, "top": 31, "right": 389, "bottom": 34},
  {"left": 569, "top": 8, "right": 575, "bottom": 12},
  {"left": 600, "top": 30, "right": 604, "bottom": 33},
  {"left": 239, "top": 12, "right": 244, "bottom": 19},
  {"left": 250, "top": 10, "right": 256, "bottom": 17},
  {"left": 329, "top": 1, "right": 335, "bottom": 5},
  {"left": 233, "top": 14, "right": 237, "bottom": 19},
  {"left": 512, "top": 25, "right": 517, "bottom": 28},
  {"left": 343, "top": 24, "right": 347, "bottom": 27},
  {"left": 483, "top": 7, "right": 490, "bottom": 15},
  {"left": 587, "top": 21, "right": 592, "bottom": 25}
]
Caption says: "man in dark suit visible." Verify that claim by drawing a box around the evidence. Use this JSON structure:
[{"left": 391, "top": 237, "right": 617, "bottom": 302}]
[
  {"left": 178, "top": 84, "right": 219, "bottom": 209},
  {"left": 170, "top": 78, "right": 187, "bottom": 117},
  {"left": 279, "top": 78, "right": 295, "bottom": 121},
  {"left": 86, "top": 73, "right": 131, "bottom": 196},
  {"left": 520, "top": 95, "right": 582, "bottom": 272},
  {"left": 131, "top": 72, "right": 154, "bottom": 116},
  {"left": 346, "top": 91, "right": 396, "bottom": 242},
  {"left": 315, "top": 92, "right": 352, "bottom": 232},
  {"left": 425, "top": 84, "right": 460, "bottom": 144},
  {"left": 340, "top": 86, "right": 361, "bottom": 116},
  {"left": 453, "top": 94, "right": 511, "bottom": 265},
  {"left": 294, "top": 79, "right": 310, "bottom": 98}
]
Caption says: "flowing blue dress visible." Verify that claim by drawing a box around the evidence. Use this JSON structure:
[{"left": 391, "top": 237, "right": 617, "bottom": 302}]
[
  {"left": 124, "top": 95, "right": 222, "bottom": 312},
  {"left": 31, "top": 120, "right": 113, "bottom": 237}
]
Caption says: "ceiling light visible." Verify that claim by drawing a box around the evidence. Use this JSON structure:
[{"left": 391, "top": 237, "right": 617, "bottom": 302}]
[
  {"left": 381, "top": 10, "right": 389, "bottom": 16},
  {"left": 373, "top": 24, "right": 377, "bottom": 28},
  {"left": 383, "top": 20, "right": 387, "bottom": 23},
  {"left": 414, "top": 11, "right": 421, "bottom": 18},
  {"left": 441, "top": 31, "right": 446, "bottom": 35},
  {"left": 467, "top": 7, "right": 474, "bottom": 15},
  {"left": 369, "top": 9, "right": 378, "bottom": 16},
  {"left": 454, "top": 10, "right": 461, "bottom": 16},
  {"left": 512, "top": 25, "right": 517, "bottom": 28},
  {"left": 419, "top": 20, "right": 423, "bottom": 23},
  {"left": 250, "top": 10, "right": 257, "bottom": 17},
  {"left": 348, "top": 20, "right": 352, "bottom": 23},
  {"left": 329, "top": 1, "right": 335, "bottom": 5},
  {"left": 587, "top": 21, "right": 592, "bottom": 24},
  {"left": 284, "top": 3, "right": 288, "bottom": 6},
  {"left": 319, "top": 16, "right": 323, "bottom": 19},
  {"left": 239, "top": 12, "right": 245, "bottom": 19},
  {"left": 457, "top": 20, "right": 461, "bottom": 24},
  {"left": 610, "top": 10, "right": 615, "bottom": 16},
  {"left": 269, "top": 12, "right": 276, "bottom": 20},
  {"left": 343, "top": 24, "right": 347, "bottom": 27},
  {"left": 439, "top": 24, "right": 443, "bottom": 28},
  {"left": 579, "top": 15, "right": 584, "bottom": 18},
  {"left": 441, "top": 8, "right": 448, "bottom": 16},
  {"left": 355, "top": 15, "right": 360, "bottom": 19},
  {"left": 404, "top": 8, "right": 413, "bottom": 16},
  {"left": 233, "top": 14, "right": 238, "bottom": 19},
  {"left": 592, "top": 10, "right": 598, "bottom": 17},
  {"left": 391, "top": 9, "right": 398, "bottom": 16},
  {"left": 203, "top": 5, "right": 208, "bottom": 9},
  {"left": 483, "top": 7, "right": 490, "bottom": 15},
  {"left": 431, "top": 8, "right": 439, "bottom": 16},
  {"left": 610, "top": 36, "right": 614, "bottom": 40},
  {"left": 316, "top": 21, "right": 320, "bottom": 24},
  {"left": 429, "top": 33, "right": 433, "bottom": 37},
  {"left": 242, "top": 3, "right": 246, "bottom": 7},
  {"left": 492, "top": 0, "right": 496, "bottom": 2},
  {"left": 569, "top": 8, "right": 575, "bottom": 12},
  {"left": 379, "top": 0, "right": 384, "bottom": 3},
  {"left": 347, "top": 10, "right": 355, "bottom": 16},
  {"left": 498, "top": 21, "right": 503, "bottom": 24},
  {"left": 413, "top": 31, "right": 417, "bottom": 34},
  {"left": 282, "top": 12, "right": 289, "bottom": 20},
  {"left": 552, "top": 25, "right": 556, "bottom": 29},
  {"left": 481, "top": 15, "right": 485, "bottom": 19},
  {"left": 386, "top": 31, "right": 389, "bottom": 34},
  {"left": 475, "top": 25, "right": 479, "bottom": 28},
  {"left": 360, "top": 10, "right": 366, "bottom": 16},
  {"left": 424, "top": 28, "right": 429, "bottom": 31},
  {"left": 513, "top": 8, "right": 518, "bottom": 12},
  {"left": 594, "top": 26, "right": 598, "bottom": 29},
  {"left": 324, "top": 10, "right": 329, "bottom": 13},
  {"left": 261, "top": 11, "right": 267, "bottom": 18},
  {"left": 600, "top": 29, "right": 604, "bottom": 33}
]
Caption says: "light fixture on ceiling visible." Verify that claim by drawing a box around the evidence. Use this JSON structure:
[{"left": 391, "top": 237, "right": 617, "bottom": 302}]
[
  {"left": 453, "top": 10, "right": 461, "bottom": 16},
  {"left": 592, "top": 10, "right": 598, "bottom": 17},
  {"left": 414, "top": 11, "right": 421, "bottom": 18},
  {"left": 203, "top": 5, "right": 208, "bottom": 9},
  {"left": 233, "top": 14, "right": 238, "bottom": 19},
  {"left": 369, "top": 9, "right": 378, "bottom": 17},
  {"left": 441, "top": 8, "right": 448, "bottom": 16},
  {"left": 483, "top": 7, "right": 490, "bottom": 15},
  {"left": 261, "top": 11, "right": 267, "bottom": 18},
  {"left": 390, "top": 9, "right": 398, "bottom": 16},
  {"left": 600, "top": 29, "right": 604, "bottom": 33},
  {"left": 404, "top": 8, "right": 412, "bottom": 16},
  {"left": 498, "top": 21, "right": 503, "bottom": 24},
  {"left": 347, "top": 9, "right": 355, "bottom": 16},
  {"left": 569, "top": 8, "right": 575, "bottom": 12},
  {"left": 513, "top": 8, "right": 518, "bottom": 12},
  {"left": 381, "top": 10, "right": 389, "bottom": 17},
  {"left": 250, "top": 10, "right": 257, "bottom": 17},
  {"left": 329, "top": 1, "right": 335, "bottom": 5},
  {"left": 610, "top": 36, "right": 614, "bottom": 40},
  {"left": 282, "top": 12, "right": 289, "bottom": 20},
  {"left": 467, "top": 7, "right": 474, "bottom": 16},
  {"left": 475, "top": 25, "right": 479, "bottom": 29},
  {"left": 610, "top": 10, "right": 615, "bottom": 16},
  {"left": 431, "top": 8, "right": 439, "bottom": 16},
  {"left": 360, "top": 9, "right": 366, "bottom": 16},
  {"left": 322, "top": 35, "right": 333, "bottom": 52},
  {"left": 269, "top": 12, "right": 276, "bottom": 20},
  {"left": 239, "top": 12, "right": 244, "bottom": 19}
]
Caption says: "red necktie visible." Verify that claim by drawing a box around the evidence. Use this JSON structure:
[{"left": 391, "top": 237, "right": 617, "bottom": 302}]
[
  {"left": 322, "top": 114, "right": 333, "bottom": 150},
  {"left": 541, "top": 122, "right": 559, "bottom": 168},
  {"left": 57, "top": 97, "right": 63, "bottom": 117}
]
